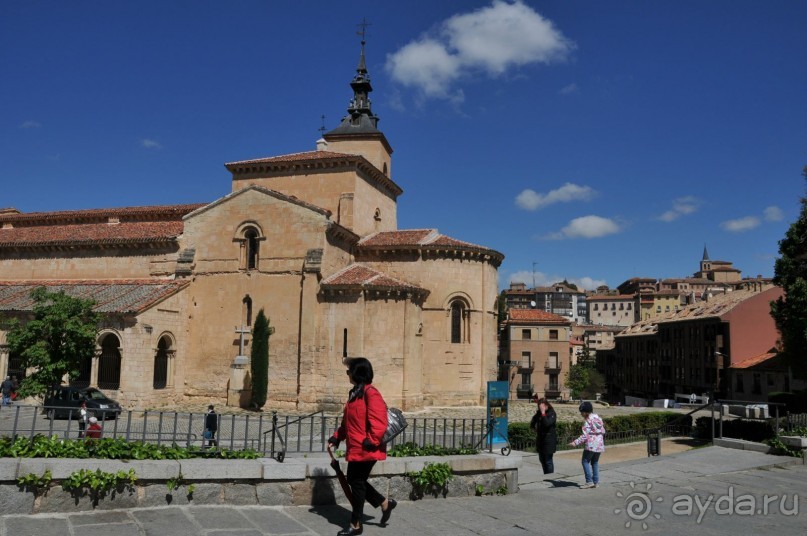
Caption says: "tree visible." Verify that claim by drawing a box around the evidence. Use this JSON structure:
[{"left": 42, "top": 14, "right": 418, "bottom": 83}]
[
  {"left": 771, "top": 166, "right": 807, "bottom": 379},
  {"left": 250, "top": 309, "right": 273, "bottom": 409},
  {"left": 6, "top": 287, "right": 100, "bottom": 399},
  {"left": 496, "top": 290, "right": 508, "bottom": 326},
  {"left": 565, "top": 363, "right": 589, "bottom": 400}
]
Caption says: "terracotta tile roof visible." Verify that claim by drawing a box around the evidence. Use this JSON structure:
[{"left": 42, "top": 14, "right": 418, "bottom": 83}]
[
  {"left": 0, "top": 203, "right": 205, "bottom": 223},
  {"left": 225, "top": 151, "right": 355, "bottom": 166},
  {"left": 731, "top": 351, "right": 779, "bottom": 369},
  {"left": 0, "top": 221, "right": 184, "bottom": 247},
  {"left": 507, "top": 309, "right": 570, "bottom": 324},
  {"left": 225, "top": 151, "right": 404, "bottom": 198},
  {"left": 0, "top": 279, "right": 188, "bottom": 314},
  {"left": 321, "top": 263, "right": 427, "bottom": 294},
  {"left": 357, "top": 229, "right": 504, "bottom": 263},
  {"left": 0, "top": 203, "right": 205, "bottom": 249}
]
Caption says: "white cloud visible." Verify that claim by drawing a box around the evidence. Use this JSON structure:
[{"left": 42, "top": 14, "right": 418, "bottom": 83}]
[
  {"left": 720, "top": 216, "right": 761, "bottom": 232},
  {"left": 20, "top": 120, "right": 41, "bottom": 129},
  {"left": 763, "top": 206, "right": 784, "bottom": 222},
  {"left": 515, "top": 183, "right": 596, "bottom": 211},
  {"left": 141, "top": 139, "right": 162, "bottom": 149},
  {"left": 543, "top": 215, "right": 622, "bottom": 240},
  {"left": 508, "top": 270, "right": 606, "bottom": 291},
  {"left": 559, "top": 83, "right": 579, "bottom": 95},
  {"left": 657, "top": 196, "right": 701, "bottom": 222},
  {"left": 386, "top": 0, "right": 574, "bottom": 100}
]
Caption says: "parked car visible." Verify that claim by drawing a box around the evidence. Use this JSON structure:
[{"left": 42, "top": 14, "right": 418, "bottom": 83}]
[{"left": 43, "top": 386, "right": 122, "bottom": 420}]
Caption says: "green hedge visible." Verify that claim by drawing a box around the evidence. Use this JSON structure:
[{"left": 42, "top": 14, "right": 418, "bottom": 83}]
[{"left": 510, "top": 412, "right": 692, "bottom": 450}]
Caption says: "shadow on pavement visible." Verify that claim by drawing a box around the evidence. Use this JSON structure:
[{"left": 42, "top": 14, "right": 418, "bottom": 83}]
[{"left": 544, "top": 479, "right": 579, "bottom": 488}]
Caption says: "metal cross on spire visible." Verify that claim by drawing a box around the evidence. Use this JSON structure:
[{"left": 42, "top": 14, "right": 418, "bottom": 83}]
[
  {"left": 356, "top": 17, "right": 371, "bottom": 43},
  {"left": 318, "top": 115, "right": 326, "bottom": 136}
]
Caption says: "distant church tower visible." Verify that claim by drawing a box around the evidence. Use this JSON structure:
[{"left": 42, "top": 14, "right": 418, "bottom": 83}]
[{"left": 700, "top": 244, "right": 711, "bottom": 273}]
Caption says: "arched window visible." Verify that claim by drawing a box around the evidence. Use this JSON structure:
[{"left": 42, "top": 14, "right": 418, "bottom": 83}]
[
  {"left": 243, "top": 295, "right": 253, "bottom": 327},
  {"left": 71, "top": 354, "right": 91, "bottom": 388},
  {"left": 153, "top": 336, "right": 170, "bottom": 389},
  {"left": 7, "top": 351, "right": 26, "bottom": 382},
  {"left": 245, "top": 228, "right": 259, "bottom": 270},
  {"left": 451, "top": 301, "right": 466, "bottom": 344},
  {"left": 98, "top": 333, "right": 122, "bottom": 390}
]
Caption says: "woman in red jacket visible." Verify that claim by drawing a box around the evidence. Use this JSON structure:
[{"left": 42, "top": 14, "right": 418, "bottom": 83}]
[{"left": 328, "top": 357, "right": 397, "bottom": 536}]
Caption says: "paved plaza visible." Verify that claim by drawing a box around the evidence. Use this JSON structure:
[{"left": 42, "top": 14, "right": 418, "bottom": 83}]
[{"left": 1, "top": 443, "right": 804, "bottom": 536}]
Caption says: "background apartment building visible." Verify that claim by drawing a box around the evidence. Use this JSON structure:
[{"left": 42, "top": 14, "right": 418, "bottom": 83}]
[{"left": 498, "top": 309, "right": 572, "bottom": 400}]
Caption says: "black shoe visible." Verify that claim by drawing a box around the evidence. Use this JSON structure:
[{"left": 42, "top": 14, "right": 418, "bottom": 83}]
[
  {"left": 380, "top": 499, "right": 397, "bottom": 525},
  {"left": 337, "top": 525, "right": 362, "bottom": 536}
]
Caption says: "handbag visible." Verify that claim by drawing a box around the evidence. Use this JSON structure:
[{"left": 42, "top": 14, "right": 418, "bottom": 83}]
[
  {"left": 382, "top": 407, "right": 408, "bottom": 445},
  {"left": 364, "top": 386, "right": 408, "bottom": 446},
  {"left": 203, "top": 429, "right": 213, "bottom": 440}
]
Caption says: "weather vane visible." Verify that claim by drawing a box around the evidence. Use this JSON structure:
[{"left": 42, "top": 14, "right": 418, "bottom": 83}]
[{"left": 318, "top": 115, "right": 326, "bottom": 136}]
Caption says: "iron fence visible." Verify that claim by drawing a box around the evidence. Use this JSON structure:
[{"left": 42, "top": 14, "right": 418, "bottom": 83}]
[{"left": 0, "top": 404, "right": 489, "bottom": 459}]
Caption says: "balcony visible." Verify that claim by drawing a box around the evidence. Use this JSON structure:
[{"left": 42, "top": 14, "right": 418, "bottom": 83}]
[
  {"left": 545, "top": 383, "right": 561, "bottom": 394},
  {"left": 518, "top": 361, "right": 534, "bottom": 372},
  {"left": 545, "top": 359, "right": 562, "bottom": 372},
  {"left": 516, "top": 383, "right": 534, "bottom": 393}
]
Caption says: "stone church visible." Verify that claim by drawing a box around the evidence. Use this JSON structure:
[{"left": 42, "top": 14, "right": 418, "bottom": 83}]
[{"left": 0, "top": 42, "right": 503, "bottom": 411}]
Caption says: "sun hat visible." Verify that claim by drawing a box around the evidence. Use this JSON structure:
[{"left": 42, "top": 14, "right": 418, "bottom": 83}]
[{"left": 89, "top": 416, "right": 98, "bottom": 424}]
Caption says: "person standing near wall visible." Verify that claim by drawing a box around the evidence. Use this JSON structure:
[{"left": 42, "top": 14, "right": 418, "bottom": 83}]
[
  {"left": 204, "top": 405, "right": 218, "bottom": 447},
  {"left": 569, "top": 401, "right": 606, "bottom": 488},
  {"left": 0, "top": 377, "right": 13, "bottom": 406},
  {"left": 531, "top": 397, "right": 557, "bottom": 474}
]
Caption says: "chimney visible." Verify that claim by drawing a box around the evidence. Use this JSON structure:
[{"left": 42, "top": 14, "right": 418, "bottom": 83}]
[{"left": 316, "top": 138, "right": 328, "bottom": 151}]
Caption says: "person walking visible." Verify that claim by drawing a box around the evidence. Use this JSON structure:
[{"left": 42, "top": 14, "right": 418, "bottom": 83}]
[
  {"left": 328, "top": 357, "right": 396, "bottom": 536},
  {"left": 204, "top": 405, "right": 218, "bottom": 447},
  {"left": 531, "top": 397, "right": 557, "bottom": 474},
  {"left": 85, "top": 416, "right": 102, "bottom": 439},
  {"left": 1, "top": 376, "right": 13, "bottom": 406},
  {"left": 78, "top": 401, "right": 89, "bottom": 438},
  {"left": 569, "top": 401, "right": 606, "bottom": 488}
]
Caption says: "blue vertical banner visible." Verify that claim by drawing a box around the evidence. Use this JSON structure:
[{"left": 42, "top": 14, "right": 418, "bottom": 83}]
[{"left": 486, "top": 381, "right": 509, "bottom": 445}]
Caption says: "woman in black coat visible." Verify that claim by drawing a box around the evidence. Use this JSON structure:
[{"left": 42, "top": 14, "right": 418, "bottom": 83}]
[{"left": 531, "top": 397, "right": 557, "bottom": 474}]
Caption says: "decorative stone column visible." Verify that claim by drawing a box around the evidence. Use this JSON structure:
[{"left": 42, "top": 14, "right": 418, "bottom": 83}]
[{"left": 0, "top": 344, "right": 9, "bottom": 379}]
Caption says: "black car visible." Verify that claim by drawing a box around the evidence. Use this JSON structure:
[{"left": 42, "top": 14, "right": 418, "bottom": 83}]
[{"left": 43, "top": 386, "right": 122, "bottom": 420}]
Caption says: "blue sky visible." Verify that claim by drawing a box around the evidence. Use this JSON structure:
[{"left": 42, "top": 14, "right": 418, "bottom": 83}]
[{"left": 2, "top": 1, "right": 805, "bottom": 291}]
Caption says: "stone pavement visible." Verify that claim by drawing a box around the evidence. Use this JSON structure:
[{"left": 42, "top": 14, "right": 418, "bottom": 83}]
[{"left": 1, "top": 445, "right": 805, "bottom": 536}]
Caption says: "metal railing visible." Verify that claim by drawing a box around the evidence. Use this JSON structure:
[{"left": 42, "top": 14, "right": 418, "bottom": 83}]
[{"left": 0, "top": 404, "right": 488, "bottom": 460}]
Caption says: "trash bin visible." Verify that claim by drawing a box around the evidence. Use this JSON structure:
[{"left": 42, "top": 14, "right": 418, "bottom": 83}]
[{"left": 647, "top": 433, "right": 660, "bottom": 456}]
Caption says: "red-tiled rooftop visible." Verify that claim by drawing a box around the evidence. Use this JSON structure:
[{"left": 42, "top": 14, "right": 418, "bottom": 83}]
[
  {"left": 225, "top": 151, "right": 355, "bottom": 166},
  {"left": 358, "top": 229, "right": 503, "bottom": 261},
  {"left": 321, "top": 264, "right": 427, "bottom": 294},
  {"left": 586, "top": 294, "right": 635, "bottom": 301},
  {"left": 731, "top": 351, "right": 778, "bottom": 369},
  {"left": 0, "top": 221, "right": 184, "bottom": 248},
  {"left": 507, "top": 309, "right": 570, "bottom": 324},
  {"left": 0, "top": 203, "right": 206, "bottom": 223},
  {"left": 0, "top": 279, "right": 189, "bottom": 314}
]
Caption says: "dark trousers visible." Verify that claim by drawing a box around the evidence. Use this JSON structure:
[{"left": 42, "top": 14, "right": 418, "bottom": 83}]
[
  {"left": 346, "top": 460, "right": 385, "bottom": 525},
  {"left": 538, "top": 451, "right": 554, "bottom": 474}
]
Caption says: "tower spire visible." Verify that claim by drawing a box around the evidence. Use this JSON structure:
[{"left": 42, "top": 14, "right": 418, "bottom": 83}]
[
  {"left": 325, "top": 19, "right": 382, "bottom": 136},
  {"left": 702, "top": 244, "right": 710, "bottom": 261}
]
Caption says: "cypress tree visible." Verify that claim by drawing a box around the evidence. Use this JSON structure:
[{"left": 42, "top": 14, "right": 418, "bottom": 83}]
[{"left": 250, "top": 309, "right": 271, "bottom": 408}]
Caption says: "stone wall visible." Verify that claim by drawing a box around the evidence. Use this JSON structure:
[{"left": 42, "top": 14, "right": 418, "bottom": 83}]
[{"left": 0, "top": 453, "right": 520, "bottom": 515}]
